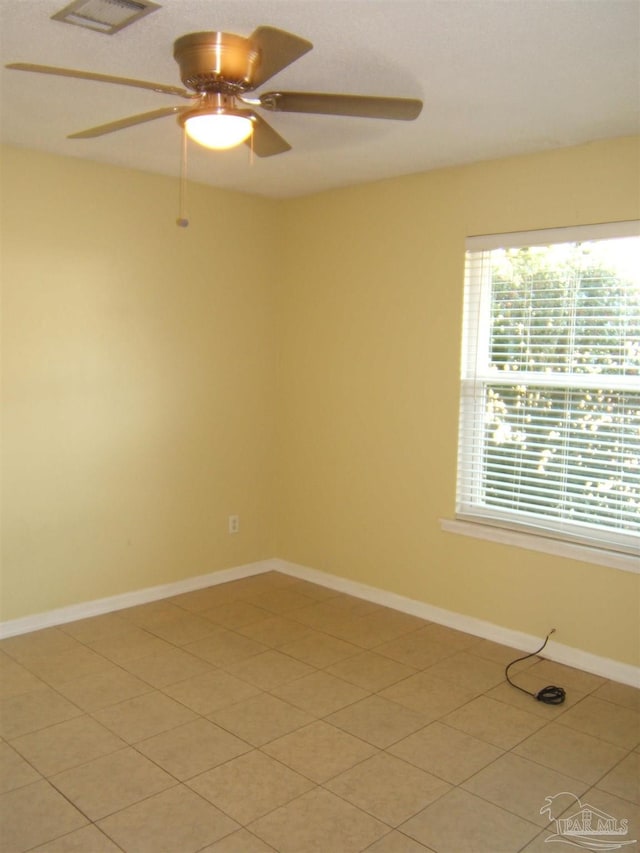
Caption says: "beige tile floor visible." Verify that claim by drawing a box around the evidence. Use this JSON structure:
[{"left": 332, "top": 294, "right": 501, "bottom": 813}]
[{"left": 1, "top": 571, "right": 638, "bottom": 852}]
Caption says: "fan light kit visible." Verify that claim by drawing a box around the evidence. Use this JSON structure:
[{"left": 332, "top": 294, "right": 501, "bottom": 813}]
[
  {"left": 182, "top": 112, "right": 254, "bottom": 149},
  {"left": 6, "top": 25, "right": 423, "bottom": 156},
  {"left": 177, "top": 93, "right": 255, "bottom": 150}
]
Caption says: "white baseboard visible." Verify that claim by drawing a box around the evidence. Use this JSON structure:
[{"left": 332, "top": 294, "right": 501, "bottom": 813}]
[
  {"left": 2, "top": 555, "right": 637, "bottom": 688},
  {"left": 0, "top": 559, "right": 279, "bottom": 640},
  {"left": 273, "top": 559, "right": 640, "bottom": 689}
]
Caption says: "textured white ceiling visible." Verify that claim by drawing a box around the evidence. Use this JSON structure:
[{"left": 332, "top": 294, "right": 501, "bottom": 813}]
[{"left": 1, "top": 0, "right": 638, "bottom": 198}]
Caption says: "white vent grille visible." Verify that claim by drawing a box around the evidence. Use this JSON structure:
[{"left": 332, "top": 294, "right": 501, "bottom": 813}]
[{"left": 51, "top": 0, "right": 160, "bottom": 34}]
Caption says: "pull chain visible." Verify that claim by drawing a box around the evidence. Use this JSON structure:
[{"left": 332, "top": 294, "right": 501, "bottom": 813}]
[{"left": 176, "top": 126, "right": 189, "bottom": 228}]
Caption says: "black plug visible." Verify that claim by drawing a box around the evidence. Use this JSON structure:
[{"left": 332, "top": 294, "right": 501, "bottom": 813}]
[{"left": 536, "top": 685, "right": 566, "bottom": 705}]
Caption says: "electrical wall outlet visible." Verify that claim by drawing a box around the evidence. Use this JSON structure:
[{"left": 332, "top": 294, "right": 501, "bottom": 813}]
[{"left": 228, "top": 515, "right": 240, "bottom": 534}]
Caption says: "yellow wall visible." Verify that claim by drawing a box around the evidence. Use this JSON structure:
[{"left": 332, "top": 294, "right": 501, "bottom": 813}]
[
  {"left": 2, "top": 137, "right": 639, "bottom": 668},
  {"left": 276, "top": 137, "right": 640, "bottom": 667},
  {"left": 1, "top": 146, "right": 278, "bottom": 618}
]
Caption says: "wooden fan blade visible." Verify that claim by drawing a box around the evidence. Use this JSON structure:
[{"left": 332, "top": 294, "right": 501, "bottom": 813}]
[
  {"left": 248, "top": 27, "right": 313, "bottom": 89},
  {"left": 259, "top": 91, "right": 423, "bottom": 120},
  {"left": 68, "top": 106, "right": 188, "bottom": 139},
  {"left": 5, "top": 63, "right": 194, "bottom": 99},
  {"left": 245, "top": 112, "right": 291, "bottom": 157}
]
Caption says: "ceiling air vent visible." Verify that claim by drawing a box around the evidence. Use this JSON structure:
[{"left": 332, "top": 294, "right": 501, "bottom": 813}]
[{"left": 51, "top": 0, "right": 160, "bottom": 35}]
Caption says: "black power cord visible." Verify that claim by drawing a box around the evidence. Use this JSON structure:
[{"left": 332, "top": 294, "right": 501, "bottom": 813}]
[{"left": 504, "top": 629, "right": 566, "bottom": 705}]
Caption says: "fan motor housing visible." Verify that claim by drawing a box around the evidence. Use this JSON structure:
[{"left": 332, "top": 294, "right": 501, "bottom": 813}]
[{"left": 173, "top": 31, "right": 260, "bottom": 94}]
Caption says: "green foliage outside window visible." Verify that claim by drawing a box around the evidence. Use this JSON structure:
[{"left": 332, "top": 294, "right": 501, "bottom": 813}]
[{"left": 483, "top": 243, "right": 639, "bottom": 533}]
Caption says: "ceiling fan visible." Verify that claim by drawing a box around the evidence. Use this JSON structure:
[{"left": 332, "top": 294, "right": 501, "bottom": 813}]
[{"left": 6, "top": 26, "right": 423, "bottom": 156}]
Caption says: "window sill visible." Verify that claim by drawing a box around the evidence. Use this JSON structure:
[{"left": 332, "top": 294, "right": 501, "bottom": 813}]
[{"left": 439, "top": 518, "right": 639, "bottom": 575}]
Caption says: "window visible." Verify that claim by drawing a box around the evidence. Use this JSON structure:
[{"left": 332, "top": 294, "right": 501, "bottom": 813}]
[{"left": 456, "top": 222, "right": 640, "bottom": 561}]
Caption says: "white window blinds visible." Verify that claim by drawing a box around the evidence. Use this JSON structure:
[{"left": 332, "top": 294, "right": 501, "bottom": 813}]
[{"left": 457, "top": 222, "right": 640, "bottom": 557}]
